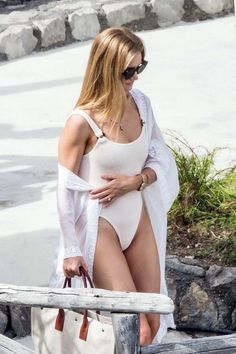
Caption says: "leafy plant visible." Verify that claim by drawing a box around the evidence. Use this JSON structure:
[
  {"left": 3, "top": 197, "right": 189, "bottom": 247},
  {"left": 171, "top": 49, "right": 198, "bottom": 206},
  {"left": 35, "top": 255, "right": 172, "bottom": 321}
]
[{"left": 166, "top": 132, "right": 236, "bottom": 265}]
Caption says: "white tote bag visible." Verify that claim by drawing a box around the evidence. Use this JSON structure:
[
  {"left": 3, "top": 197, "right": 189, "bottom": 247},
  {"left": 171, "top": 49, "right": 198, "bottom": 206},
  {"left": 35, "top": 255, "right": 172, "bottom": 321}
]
[{"left": 31, "top": 268, "right": 115, "bottom": 354}]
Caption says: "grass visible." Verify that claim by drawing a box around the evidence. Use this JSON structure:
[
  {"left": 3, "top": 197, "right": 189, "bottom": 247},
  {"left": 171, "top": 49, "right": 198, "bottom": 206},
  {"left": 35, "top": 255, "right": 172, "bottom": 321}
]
[{"left": 166, "top": 133, "right": 236, "bottom": 266}]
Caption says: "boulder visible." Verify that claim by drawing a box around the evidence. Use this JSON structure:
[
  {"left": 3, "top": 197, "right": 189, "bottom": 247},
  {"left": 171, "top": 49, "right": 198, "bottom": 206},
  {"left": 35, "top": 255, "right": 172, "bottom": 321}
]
[
  {"left": 232, "top": 307, "right": 236, "bottom": 329},
  {"left": 179, "top": 282, "right": 218, "bottom": 328},
  {"left": 193, "top": 0, "right": 232, "bottom": 14},
  {"left": 151, "top": 0, "right": 185, "bottom": 27},
  {"left": 103, "top": 1, "right": 145, "bottom": 27},
  {"left": 52, "top": 1, "right": 93, "bottom": 15},
  {"left": 68, "top": 7, "right": 100, "bottom": 41},
  {"left": 166, "top": 255, "right": 205, "bottom": 277},
  {"left": 0, "top": 309, "right": 8, "bottom": 334},
  {"left": 9, "top": 305, "right": 31, "bottom": 337},
  {"left": 206, "top": 265, "right": 236, "bottom": 288},
  {"left": 0, "top": 9, "right": 37, "bottom": 33},
  {"left": 33, "top": 16, "right": 65, "bottom": 48},
  {"left": 0, "top": 25, "right": 37, "bottom": 60}
]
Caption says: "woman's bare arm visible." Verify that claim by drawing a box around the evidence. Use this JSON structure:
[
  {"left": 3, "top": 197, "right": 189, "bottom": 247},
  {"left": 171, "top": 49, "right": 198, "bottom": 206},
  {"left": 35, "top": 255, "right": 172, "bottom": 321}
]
[
  {"left": 58, "top": 115, "right": 91, "bottom": 173},
  {"left": 58, "top": 115, "right": 91, "bottom": 278}
]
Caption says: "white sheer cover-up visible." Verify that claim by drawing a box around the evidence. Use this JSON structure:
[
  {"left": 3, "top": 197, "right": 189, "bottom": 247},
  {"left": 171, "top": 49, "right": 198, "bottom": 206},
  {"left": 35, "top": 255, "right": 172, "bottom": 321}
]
[{"left": 49, "top": 88, "right": 179, "bottom": 343}]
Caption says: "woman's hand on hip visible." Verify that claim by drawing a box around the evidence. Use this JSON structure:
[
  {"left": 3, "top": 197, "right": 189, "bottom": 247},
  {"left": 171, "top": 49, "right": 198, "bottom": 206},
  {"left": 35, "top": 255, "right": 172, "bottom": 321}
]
[
  {"left": 63, "top": 256, "right": 88, "bottom": 278},
  {"left": 89, "top": 173, "right": 142, "bottom": 207}
]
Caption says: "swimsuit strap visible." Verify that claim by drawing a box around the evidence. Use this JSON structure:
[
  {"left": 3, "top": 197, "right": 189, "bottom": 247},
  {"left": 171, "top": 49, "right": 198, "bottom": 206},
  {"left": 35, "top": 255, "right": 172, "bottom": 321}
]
[{"left": 68, "top": 108, "right": 104, "bottom": 138}]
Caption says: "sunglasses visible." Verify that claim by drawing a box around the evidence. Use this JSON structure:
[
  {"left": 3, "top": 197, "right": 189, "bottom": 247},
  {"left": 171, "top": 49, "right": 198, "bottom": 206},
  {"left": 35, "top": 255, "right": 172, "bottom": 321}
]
[{"left": 122, "top": 60, "right": 148, "bottom": 80}]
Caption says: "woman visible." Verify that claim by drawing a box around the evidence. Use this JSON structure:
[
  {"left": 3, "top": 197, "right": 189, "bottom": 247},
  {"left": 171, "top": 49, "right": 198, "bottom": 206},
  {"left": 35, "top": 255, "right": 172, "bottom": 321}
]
[{"left": 49, "top": 27, "right": 179, "bottom": 346}]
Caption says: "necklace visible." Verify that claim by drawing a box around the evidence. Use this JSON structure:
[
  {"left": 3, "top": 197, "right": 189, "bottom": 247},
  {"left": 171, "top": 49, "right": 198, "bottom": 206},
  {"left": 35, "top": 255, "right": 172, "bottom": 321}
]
[
  {"left": 109, "top": 119, "right": 125, "bottom": 131},
  {"left": 110, "top": 118, "right": 144, "bottom": 132}
]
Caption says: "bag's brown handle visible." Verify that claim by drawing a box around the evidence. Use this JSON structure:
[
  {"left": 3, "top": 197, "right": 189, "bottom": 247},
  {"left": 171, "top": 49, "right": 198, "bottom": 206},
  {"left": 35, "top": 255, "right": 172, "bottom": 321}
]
[
  {"left": 79, "top": 266, "right": 94, "bottom": 288},
  {"left": 55, "top": 266, "right": 94, "bottom": 341},
  {"left": 54, "top": 278, "right": 71, "bottom": 332},
  {"left": 78, "top": 267, "right": 96, "bottom": 341}
]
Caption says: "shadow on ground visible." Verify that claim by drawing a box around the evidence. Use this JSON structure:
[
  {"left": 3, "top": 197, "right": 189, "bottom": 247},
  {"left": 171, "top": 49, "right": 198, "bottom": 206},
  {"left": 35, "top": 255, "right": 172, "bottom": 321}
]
[
  {"left": 0, "top": 154, "right": 57, "bottom": 209},
  {"left": 0, "top": 124, "right": 61, "bottom": 139},
  {"left": 0, "top": 76, "right": 82, "bottom": 95}
]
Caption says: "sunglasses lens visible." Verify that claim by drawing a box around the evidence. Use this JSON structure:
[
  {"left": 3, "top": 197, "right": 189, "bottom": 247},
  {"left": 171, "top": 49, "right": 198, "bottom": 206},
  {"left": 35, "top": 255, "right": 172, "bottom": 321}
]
[
  {"left": 122, "top": 60, "right": 148, "bottom": 80},
  {"left": 124, "top": 68, "right": 136, "bottom": 80},
  {"left": 137, "top": 61, "right": 148, "bottom": 75}
]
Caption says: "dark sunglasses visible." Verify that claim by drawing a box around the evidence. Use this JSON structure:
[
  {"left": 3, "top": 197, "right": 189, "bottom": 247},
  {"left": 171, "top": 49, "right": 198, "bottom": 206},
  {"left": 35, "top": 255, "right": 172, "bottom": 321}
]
[{"left": 122, "top": 60, "right": 148, "bottom": 80}]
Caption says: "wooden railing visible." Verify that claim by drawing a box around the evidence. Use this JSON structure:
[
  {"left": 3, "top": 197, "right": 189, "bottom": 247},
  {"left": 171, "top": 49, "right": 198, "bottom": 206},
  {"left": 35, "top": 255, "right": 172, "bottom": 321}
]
[
  {"left": 0, "top": 283, "right": 173, "bottom": 354},
  {"left": 0, "top": 283, "right": 236, "bottom": 354}
]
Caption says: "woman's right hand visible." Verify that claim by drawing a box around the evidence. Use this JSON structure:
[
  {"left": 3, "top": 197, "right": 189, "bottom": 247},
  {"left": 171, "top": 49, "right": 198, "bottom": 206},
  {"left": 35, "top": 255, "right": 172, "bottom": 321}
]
[{"left": 63, "top": 256, "right": 88, "bottom": 278}]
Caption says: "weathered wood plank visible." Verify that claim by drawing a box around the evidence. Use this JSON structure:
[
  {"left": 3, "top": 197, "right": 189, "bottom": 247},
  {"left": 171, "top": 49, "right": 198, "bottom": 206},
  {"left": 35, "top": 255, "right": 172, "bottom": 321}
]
[
  {"left": 112, "top": 313, "right": 140, "bottom": 354},
  {"left": 141, "top": 333, "right": 236, "bottom": 353},
  {"left": 0, "top": 334, "right": 35, "bottom": 354},
  {"left": 0, "top": 284, "right": 174, "bottom": 314}
]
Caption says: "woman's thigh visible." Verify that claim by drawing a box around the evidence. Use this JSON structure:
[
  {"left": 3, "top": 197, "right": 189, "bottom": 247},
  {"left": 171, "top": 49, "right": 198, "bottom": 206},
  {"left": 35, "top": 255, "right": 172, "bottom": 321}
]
[
  {"left": 123, "top": 206, "right": 161, "bottom": 331},
  {"left": 92, "top": 217, "right": 137, "bottom": 292}
]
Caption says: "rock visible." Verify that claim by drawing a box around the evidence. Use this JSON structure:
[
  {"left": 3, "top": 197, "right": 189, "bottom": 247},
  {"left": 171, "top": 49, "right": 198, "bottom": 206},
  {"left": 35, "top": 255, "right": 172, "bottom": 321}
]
[
  {"left": 0, "top": 309, "right": 8, "bottom": 334},
  {"left": 9, "top": 305, "right": 31, "bottom": 337},
  {"left": 33, "top": 16, "right": 66, "bottom": 48},
  {"left": 103, "top": 1, "right": 145, "bottom": 27},
  {"left": 206, "top": 265, "right": 236, "bottom": 288},
  {"left": 4, "top": 329, "right": 15, "bottom": 339},
  {"left": 52, "top": 1, "right": 93, "bottom": 14},
  {"left": 179, "top": 256, "right": 209, "bottom": 269},
  {"left": 68, "top": 7, "right": 100, "bottom": 41},
  {"left": 166, "top": 256, "right": 205, "bottom": 277},
  {"left": 0, "top": 25, "right": 37, "bottom": 60},
  {"left": 224, "top": 0, "right": 234, "bottom": 10},
  {"left": 0, "top": 9, "right": 37, "bottom": 33},
  {"left": 0, "top": 305, "right": 8, "bottom": 315},
  {"left": 193, "top": 0, "right": 232, "bottom": 14},
  {"left": 151, "top": 0, "right": 185, "bottom": 27},
  {"left": 232, "top": 308, "right": 236, "bottom": 329},
  {"left": 179, "top": 282, "right": 218, "bottom": 328}
]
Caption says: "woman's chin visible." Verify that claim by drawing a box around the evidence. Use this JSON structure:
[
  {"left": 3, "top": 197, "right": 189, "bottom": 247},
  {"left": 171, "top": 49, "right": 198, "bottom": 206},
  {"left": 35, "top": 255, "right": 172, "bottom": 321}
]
[{"left": 124, "top": 82, "right": 134, "bottom": 92}]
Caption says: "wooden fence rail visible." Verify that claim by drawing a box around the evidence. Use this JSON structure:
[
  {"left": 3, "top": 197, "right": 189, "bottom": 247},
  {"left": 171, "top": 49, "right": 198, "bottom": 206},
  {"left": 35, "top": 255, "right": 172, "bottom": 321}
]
[
  {"left": 0, "top": 283, "right": 174, "bottom": 314},
  {"left": 0, "top": 334, "right": 35, "bottom": 354},
  {"left": 0, "top": 283, "right": 173, "bottom": 354},
  {"left": 0, "top": 283, "right": 236, "bottom": 354}
]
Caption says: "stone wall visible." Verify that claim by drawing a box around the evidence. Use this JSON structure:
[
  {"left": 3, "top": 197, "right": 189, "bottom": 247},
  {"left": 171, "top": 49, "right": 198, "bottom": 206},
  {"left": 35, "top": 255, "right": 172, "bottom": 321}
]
[
  {"left": 1, "top": 256, "right": 235, "bottom": 339},
  {"left": 0, "top": 0, "right": 234, "bottom": 61},
  {"left": 166, "top": 256, "right": 236, "bottom": 332}
]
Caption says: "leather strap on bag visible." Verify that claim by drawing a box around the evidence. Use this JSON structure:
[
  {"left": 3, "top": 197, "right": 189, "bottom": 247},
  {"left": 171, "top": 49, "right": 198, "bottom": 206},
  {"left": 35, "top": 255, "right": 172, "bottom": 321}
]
[
  {"left": 54, "top": 267, "right": 95, "bottom": 341},
  {"left": 79, "top": 267, "right": 94, "bottom": 341},
  {"left": 55, "top": 278, "right": 71, "bottom": 331}
]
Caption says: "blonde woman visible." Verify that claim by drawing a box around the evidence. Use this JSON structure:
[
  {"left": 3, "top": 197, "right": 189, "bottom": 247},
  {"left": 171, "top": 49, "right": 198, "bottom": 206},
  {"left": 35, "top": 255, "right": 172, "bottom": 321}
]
[{"left": 50, "top": 27, "right": 179, "bottom": 345}]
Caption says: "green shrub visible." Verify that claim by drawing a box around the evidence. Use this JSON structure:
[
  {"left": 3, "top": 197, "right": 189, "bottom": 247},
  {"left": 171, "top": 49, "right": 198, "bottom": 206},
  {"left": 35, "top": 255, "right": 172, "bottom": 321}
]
[{"left": 166, "top": 133, "right": 236, "bottom": 265}]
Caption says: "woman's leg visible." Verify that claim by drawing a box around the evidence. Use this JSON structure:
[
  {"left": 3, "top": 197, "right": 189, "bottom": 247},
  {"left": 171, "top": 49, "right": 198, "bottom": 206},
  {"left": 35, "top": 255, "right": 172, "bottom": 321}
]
[
  {"left": 93, "top": 217, "right": 152, "bottom": 346},
  {"left": 123, "top": 206, "right": 161, "bottom": 342}
]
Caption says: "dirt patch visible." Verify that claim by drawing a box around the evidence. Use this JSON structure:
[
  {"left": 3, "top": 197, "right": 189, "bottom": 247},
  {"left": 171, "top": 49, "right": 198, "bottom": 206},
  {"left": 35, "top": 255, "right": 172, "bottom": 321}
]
[{"left": 167, "top": 223, "right": 235, "bottom": 267}]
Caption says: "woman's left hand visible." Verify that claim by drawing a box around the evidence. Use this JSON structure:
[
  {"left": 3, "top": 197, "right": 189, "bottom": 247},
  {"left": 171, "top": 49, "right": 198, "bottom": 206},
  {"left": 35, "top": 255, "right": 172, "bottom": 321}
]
[{"left": 89, "top": 174, "right": 141, "bottom": 207}]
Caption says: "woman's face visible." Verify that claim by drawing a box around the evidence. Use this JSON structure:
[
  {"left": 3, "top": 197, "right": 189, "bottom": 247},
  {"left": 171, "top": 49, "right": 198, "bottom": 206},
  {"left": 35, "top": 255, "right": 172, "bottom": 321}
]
[{"left": 121, "top": 52, "right": 142, "bottom": 94}]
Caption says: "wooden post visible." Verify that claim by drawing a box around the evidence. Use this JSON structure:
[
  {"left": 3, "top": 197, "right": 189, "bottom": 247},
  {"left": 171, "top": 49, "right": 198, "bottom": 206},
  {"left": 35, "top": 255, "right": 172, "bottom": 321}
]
[{"left": 112, "top": 313, "right": 140, "bottom": 354}]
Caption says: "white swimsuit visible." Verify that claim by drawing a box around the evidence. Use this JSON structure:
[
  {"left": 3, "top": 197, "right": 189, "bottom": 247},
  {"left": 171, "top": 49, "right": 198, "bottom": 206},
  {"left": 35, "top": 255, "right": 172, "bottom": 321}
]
[{"left": 69, "top": 107, "right": 149, "bottom": 250}]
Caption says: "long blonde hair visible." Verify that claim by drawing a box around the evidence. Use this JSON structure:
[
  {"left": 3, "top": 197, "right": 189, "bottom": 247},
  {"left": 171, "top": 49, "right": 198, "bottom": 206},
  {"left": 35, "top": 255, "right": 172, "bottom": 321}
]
[{"left": 75, "top": 27, "right": 145, "bottom": 128}]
